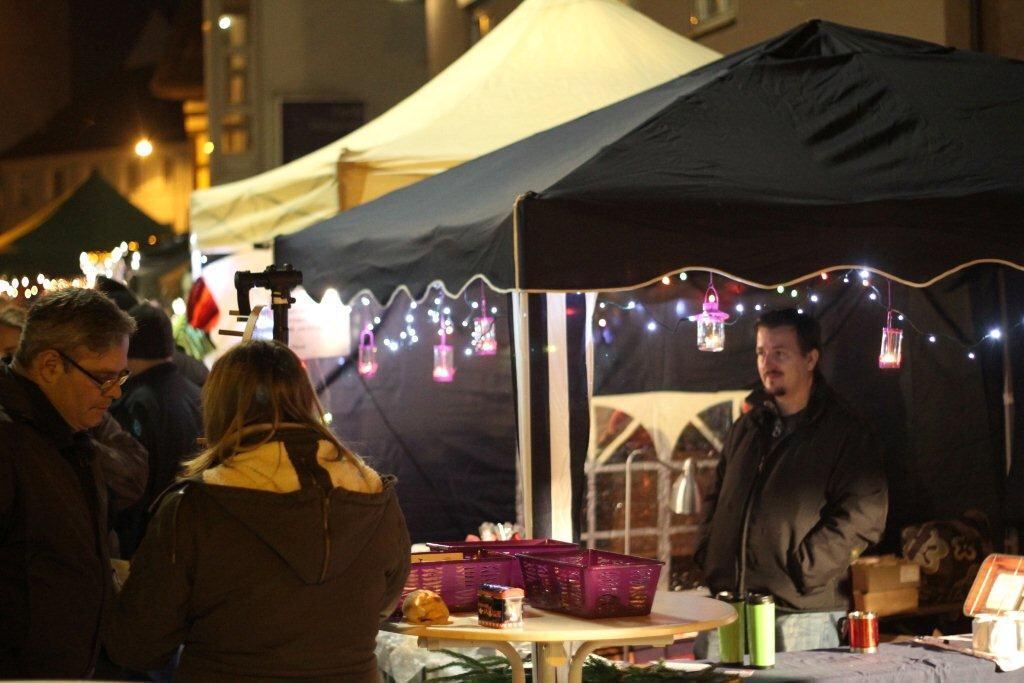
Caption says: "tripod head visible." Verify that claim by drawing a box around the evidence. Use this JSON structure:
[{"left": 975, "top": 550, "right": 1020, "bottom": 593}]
[{"left": 233, "top": 264, "right": 303, "bottom": 344}]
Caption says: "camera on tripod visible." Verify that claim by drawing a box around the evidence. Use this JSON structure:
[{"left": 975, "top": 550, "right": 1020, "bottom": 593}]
[{"left": 221, "top": 264, "right": 303, "bottom": 345}]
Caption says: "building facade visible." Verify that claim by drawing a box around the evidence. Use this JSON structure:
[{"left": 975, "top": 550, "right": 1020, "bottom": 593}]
[{"left": 202, "top": 0, "right": 430, "bottom": 186}]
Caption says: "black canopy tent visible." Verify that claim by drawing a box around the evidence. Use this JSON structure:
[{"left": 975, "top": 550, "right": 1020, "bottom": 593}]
[
  {"left": 0, "top": 172, "right": 172, "bottom": 278},
  {"left": 278, "top": 21, "right": 1024, "bottom": 541}
]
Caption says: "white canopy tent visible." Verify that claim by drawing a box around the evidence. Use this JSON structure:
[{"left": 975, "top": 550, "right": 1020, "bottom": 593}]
[{"left": 189, "top": 0, "right": 719, "bottom": 252}]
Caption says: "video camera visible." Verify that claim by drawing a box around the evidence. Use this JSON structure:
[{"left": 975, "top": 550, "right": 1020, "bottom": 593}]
[{"left": 232, "top": 264, "right": 303, "bottom": 345}]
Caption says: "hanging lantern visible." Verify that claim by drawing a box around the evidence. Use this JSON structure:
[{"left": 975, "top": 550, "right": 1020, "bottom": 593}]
[
  {"left": 472, "top": 283, "right": 498, "bottom": 355},
  {"left": 878, "top": 311, "right": 903, "bottom": 369},
  {"left": 357, "top": 327, "right": 378, "bottom": 377},
  {"left": 689, "top": 280, "right": 729, "bottom": 352},
  {"left": 472, "top": 314, "right": 497, "bottom": 355},
  {"left": 433, "top": 330, "right": 455, "bottom": 382}
]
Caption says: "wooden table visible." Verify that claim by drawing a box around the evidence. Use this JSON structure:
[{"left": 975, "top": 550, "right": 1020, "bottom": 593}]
[{"left": 380, "top": 590, "right": 736, "bottom": 683}]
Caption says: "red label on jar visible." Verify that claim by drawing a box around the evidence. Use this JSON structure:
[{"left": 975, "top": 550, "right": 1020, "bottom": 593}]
[{"left": 847, "top": 611, "right": 879, "bottom": 652}]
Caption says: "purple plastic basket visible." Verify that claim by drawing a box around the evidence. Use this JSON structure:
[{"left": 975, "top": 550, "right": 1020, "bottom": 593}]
[
  {"left": 517, "top": 549, "right": 664, "bottom": 618},
  {"left": 391, "top": 554, "right": 518, "bottom": 620},
  {"left": 426, "top": 540, "right": 578, "bottom": 587}
]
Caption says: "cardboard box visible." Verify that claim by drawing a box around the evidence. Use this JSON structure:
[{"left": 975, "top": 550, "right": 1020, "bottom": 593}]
[
  {"left": 853, "top": 587, "right": 919, "bottom": 616},
  {"left": 851, "top": 555, "right": 921, "bottom": 593}
]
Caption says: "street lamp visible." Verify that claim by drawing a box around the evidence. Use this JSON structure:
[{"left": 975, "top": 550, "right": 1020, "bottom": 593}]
[
  {"left": 623, "top": 449, "right": 702, "bottom": 556},
  {"left": 134, "top": 138, "right": 154, "bottom": 158}
]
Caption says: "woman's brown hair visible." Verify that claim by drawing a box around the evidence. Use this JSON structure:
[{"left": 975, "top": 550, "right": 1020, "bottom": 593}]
[{"left": 183, "top": 340, "right": 358, "bottom": 476}]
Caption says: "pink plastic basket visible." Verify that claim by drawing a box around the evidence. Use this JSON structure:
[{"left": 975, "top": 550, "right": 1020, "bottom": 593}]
[
  {"left": 391, "top": 554, "right": 518, "bottom": 620},
  {"left": 426, "top": 539, "right": 578, "bottom": 587},
  {"left": 518, "top": 549, "right": 663, "bottom": 618}
]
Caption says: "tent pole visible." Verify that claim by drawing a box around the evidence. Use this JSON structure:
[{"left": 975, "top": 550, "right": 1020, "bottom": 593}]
[
  {"left": 999, "top": 270, "right": 1015, "bottom": 475},
  {"left": 512, "top": 291, "right": 534, "bottom": 537},
  {"left": 546, "top": 293, "right": 573, "bottom": 541}
]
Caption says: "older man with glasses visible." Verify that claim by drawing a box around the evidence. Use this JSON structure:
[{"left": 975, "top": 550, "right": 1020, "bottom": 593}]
[{"left": 0, "top": 288, "right": 136, "bottom": 679}]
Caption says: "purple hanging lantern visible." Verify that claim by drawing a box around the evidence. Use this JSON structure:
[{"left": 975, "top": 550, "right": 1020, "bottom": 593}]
[
  {"left": 878, "top": 310, "right": 903, "bottom": 369},
  {"left": 357, "top": 326, "right": 378, "bottom": 377},
  {"left": 433, "top": 327, "right": 455, "bottom": 382},
  {"left": 473, "top": 286, "right": 497, "bottom": 356},
  {"left": 689, "top": 280, "right": 729, "bottom": 352}
]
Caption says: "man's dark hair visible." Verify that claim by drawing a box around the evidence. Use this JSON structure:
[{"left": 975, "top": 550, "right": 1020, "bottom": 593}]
[
  {"left": 756, "top": 308, "right": 821, "bottom": 355},
  {"left": 16, "top": 288, "right": 136, "bottom": 366}
]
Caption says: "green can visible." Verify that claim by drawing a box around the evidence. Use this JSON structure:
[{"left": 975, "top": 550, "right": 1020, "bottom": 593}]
[
  {"left": 714, "top": 591, "right": 745, "bottom": 664},
  {"left": 745, "top": 592, "right": 775, "bottom": 668}
]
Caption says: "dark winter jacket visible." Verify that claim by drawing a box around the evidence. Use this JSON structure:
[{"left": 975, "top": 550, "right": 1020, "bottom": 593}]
[
  {"left": 110, "top": 361, "right": 202, "bottom": 557},
  {"left": 695, "top": 379, "right": 888, "bottom": 612},
  {"left": 104, "top": 427, "right": 411, "bottom": 682},
  {"left": 0, "top": 364, "right": 115, "bottom": 678}
]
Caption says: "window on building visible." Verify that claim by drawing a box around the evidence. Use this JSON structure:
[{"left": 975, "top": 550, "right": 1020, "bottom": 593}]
[
  {"left": 281, "top": 101, "right": 365, "bottom": 164},
  {"left": 217, "top": 0, "right": 252, "bottom": 155},
  {"left": 470, "top": 9, "right": 492, "bottom": 44},
  {"left": 687, "top": 0, "right": 737, "bottom": 37},
  {"left": 221, "top": 112, "right": 250, "bottom": 154}
]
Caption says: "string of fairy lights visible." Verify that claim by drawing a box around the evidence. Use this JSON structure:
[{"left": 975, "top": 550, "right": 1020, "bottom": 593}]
[
  {"left": 0, "top": 241, "right": 145, "bottom": 300},
  {"left": 596, "top": 269, "right": 1020, "bottom": 366},
  {"left": 354, "top": 282, "right": 500, "bottom": 382},
  {"left": 284, "top": 267, "right": 1019, "bottom": 384}
]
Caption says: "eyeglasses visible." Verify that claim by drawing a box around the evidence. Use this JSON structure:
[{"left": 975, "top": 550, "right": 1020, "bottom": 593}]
[{"left": 55, "top": 349, "right": 130, "bottom": 393}]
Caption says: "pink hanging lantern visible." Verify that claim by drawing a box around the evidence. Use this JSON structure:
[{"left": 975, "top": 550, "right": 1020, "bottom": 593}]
[
  {"left": 689, "top": 280, "right": 729, "bottom": 352},
  {"left": 473, "top": 315, "right": 497, "bottom": 355},
  {"left": 472, "top": 286, "right": 497, "bottom": 355},
  {"left": 357, "top": 326, "right": 378, "bottom": 377},
  {"left": 433, "top": 329, "right": 455, "bottom": 382},
  {"left": 878, "top": 310, "right": 903, "bottom": 369}
]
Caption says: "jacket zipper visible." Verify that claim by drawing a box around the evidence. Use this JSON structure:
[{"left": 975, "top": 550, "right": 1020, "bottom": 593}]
[{"left": 737, "top": 433, "right": 785, "bottom": 597}]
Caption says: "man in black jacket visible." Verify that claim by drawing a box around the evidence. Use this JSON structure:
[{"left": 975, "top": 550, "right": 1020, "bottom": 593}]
[
  {"left": 0, "top": 288, "right": 136, "bottom": 678},
  {"left": 111, "top": 303, "right": 202, "bottom": 558},
  {"left": 695, "top": 308, "right": 888, "bottom": 654}
]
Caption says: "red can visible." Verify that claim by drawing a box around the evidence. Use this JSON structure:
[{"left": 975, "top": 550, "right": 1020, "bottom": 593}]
[{"left": 845, "top": 611, "right": 879, "bottom": 653}]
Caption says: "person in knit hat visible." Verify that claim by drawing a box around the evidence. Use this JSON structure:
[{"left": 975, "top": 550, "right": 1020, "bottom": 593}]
[{"left": 109, "top": 303, "right": 203, "bottom": 558}]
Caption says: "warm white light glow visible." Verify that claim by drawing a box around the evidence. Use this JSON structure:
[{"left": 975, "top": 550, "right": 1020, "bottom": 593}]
[
  {"left": 134, "top": 138, "right": 154, "bottom": 157},
  {"left": 218, "top": 14, "right": 232, "bottom": 29}
]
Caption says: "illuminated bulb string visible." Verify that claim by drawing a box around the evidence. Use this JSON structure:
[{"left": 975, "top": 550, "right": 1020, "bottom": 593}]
[{"left": 598, "top": 268, "right": 1017, "bottom": 360}]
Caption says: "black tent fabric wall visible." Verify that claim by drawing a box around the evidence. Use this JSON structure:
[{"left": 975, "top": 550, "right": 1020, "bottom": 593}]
[
  {"left": 307, "top": 292, "right": 518, "bottom": 543},
  {"left": 593, "top": 265, "right": 1021, "bottom": 549}
]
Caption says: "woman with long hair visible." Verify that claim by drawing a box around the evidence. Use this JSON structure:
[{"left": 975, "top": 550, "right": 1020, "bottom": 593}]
[{"left": 105, "top": 340, "right": 410, "bottom": 682}]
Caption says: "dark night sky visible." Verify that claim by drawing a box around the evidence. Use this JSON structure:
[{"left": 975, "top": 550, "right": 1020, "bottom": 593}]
[{"left": 69, "top": 0, "right": 178, "bottom": 97}]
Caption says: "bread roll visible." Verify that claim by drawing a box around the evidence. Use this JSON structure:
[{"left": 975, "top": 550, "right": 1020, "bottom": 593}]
[{"left": 403, "top": 589, "right": 450, "bottom": 625}]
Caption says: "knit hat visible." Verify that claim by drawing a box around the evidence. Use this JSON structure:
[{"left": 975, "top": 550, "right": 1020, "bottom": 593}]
[
  {"left": 95, "top": 276, "right": 139, "bottom": 312},
  {"left": 128, "top": 303, "right": 175, "bottom": 359}
]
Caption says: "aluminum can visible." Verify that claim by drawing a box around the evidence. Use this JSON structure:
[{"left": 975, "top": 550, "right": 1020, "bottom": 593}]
[
  {"left": 745, "top": 592, "right": 775, "bottom": 668},
  {"left": 846, "top": 611, "right": 879, "bottom": 653},
  {"left": 714, "top": 591, "right": 745, "bottom": 664}
]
